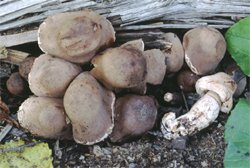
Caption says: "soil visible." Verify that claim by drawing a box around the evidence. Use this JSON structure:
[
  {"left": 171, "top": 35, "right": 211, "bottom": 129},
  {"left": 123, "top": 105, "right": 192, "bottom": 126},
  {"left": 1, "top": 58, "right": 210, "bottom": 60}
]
[{"left": 50, "top": 115, "right": 227, "bottom": 168}]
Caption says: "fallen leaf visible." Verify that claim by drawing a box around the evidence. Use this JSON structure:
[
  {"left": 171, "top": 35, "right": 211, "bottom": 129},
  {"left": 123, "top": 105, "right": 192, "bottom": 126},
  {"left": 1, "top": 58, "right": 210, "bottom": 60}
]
[{"left": 0, "top": 140, "right": 53, "bottom": 168}]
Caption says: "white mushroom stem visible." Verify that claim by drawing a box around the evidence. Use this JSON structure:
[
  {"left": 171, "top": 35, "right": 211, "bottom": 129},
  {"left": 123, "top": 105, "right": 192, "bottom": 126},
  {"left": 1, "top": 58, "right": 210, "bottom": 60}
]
[
  {"left": 161, "top": 72, "right": 237, "bottom": 140},
  {"left": 161, "top": 91, "right": 221, "bottom": 140}
]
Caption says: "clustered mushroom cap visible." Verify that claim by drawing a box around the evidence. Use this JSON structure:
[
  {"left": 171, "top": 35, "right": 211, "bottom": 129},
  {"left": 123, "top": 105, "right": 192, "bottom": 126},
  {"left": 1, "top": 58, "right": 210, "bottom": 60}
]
[
  {"left": 177, "top": 69, "right": 200, "bottom": 92},
  {"left": 18, "top": 96, "right": 72, "bottom": 139},
  {"left": 144, "top": 49, "right": 167, "bottom": 85},
  {"left": 19, "top": 57, "right": 36, "bottom": 80},
  {"left": 29, "top": 54, "right": 82, "bottom": 97},
  {"left": 120, "top": 39, "right": 144, "bottom": 51},
  {"left": 162, "top": 33, "right": 184, "bottom": 73},
  {"left": 90, "top": 47, "right": 147, "bottom": 89},
  {"left": 7, "top": 72, "right": 27, "bottom": 96},
  {"left": 195, "top": 72, "right": 237, "bottom": 113},
  {"left": 183, "top": 27, "right": 226, "bottom": 75},
  {"left": 110, "top": 95, "right": 158, "bottom": 142},
  {"left": 63, "top": 72, "right": 115, "bottom": 145},
  {"left": 38, "top": 10, "right": 115, "bottom": 64}
]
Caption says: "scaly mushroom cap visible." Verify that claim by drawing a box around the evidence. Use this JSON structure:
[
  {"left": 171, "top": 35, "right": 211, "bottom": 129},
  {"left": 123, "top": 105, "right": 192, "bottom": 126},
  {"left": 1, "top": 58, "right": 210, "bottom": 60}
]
[
  {"left": 162, "top": 33, "right": 184, "bottom": 73},
  {"left": 29, "top": 54, "right": 82, "bottom": 97},
  {"left": 64, "top": 72, "right": 115, "bottom": 145},
  {"left": 195, "top": 72, "right": 237, "bottom": 113},
  {"left": 38, "top": 10, "right": 115, "bottom": 63},
  {"left": 19, "top": 57, "right": 36, "bottom": 80},
  {"left": 183, "top": 27, "right": 226, "bottom": 75},
  {"left": 17, "top": 97, "right": 72, "bottom": 139},
  {"left": 90, "top": 46, "right": 147, "bottom": 89},
  {"left": 144, "top": 49, "right": 167, "bottom": 85},
  {"left": 110, "top": 95, "right": 158, "bottom": 142}
]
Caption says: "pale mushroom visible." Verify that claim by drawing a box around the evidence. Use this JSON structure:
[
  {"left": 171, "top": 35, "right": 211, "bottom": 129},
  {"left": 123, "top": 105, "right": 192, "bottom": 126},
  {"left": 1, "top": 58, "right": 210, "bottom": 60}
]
[
  {"left": 38, "top": 10, "right": 115, "bottom": 64},
  {"left": 29, "top": 54, "right": 82, "bottom": 97},
  {"left": 110, "top": 95, "right": 158, "bottom": 142},
  {"left": 183, "top": 27, "right": 226, "bottom": 75},
  {"left": 17, "top": 96, "right": 72, "bottom": 139},
  {"left": 161, "top": 72, "right": 237, "bottom": 140},
  {"left": 63, "top": 72, "right": 115, "bottom": 145},
  {"left": 161, "top": 33, "right": 184, "bottom": 73}
]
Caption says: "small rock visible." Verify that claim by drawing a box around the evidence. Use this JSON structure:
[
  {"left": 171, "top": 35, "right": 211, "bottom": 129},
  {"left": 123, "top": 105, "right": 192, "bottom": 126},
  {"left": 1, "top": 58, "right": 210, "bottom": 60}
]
[
  {"left": 112, "top": 147, "right": 118, "bottom": 153},
  {"left": 217, "top": 123, "right": 223, "bottom": 128},
  {"left": 152, "top": 144, "right": 161, "bottom": 151},
  {"left": 171, "top": 136, "right": 188, "bottom": 150},
  {"left": 128, "top": 163, "right": 137, "bottom": 168},
  {"left": 188, "top": 155, "right": 195, "bottom": 161},
  {"left": 127, "top": 156, "right": 134, "bottom": 162},
  {"left": 102, "top": 147, "right": 112, "bottom": 155},
  {"left": 93, "top": 145, "right": 104, "bottom": 157},
  {"left": 152, "top": 155, "right": 161, "bottom": 163},
  {"left": 79, "top": 155, "right": 85, "bottom": 161},
  {"left": 201, "top": 160, "right": 208, "bottom": 167}
]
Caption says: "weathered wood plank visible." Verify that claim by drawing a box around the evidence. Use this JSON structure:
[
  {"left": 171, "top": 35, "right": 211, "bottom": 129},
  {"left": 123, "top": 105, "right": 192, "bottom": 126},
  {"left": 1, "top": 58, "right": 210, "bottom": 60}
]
[
  {"left": 0, "top": 30, "right": 37, "bottom": 47},
  {"left": 0, "top": 0, "right": 250, "bottom": 47}
]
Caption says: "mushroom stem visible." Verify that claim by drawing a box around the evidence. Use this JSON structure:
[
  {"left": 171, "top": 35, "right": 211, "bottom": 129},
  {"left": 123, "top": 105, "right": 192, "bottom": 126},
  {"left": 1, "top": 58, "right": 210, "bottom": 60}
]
[
  {"left": 164, "top": 92, "right": 182, "bottom": 105},
  {"left": 161, "top": 72, "right": 237, "bottom": 140},
  {"left": 161, "top": 91, "right": 221, "bottom": 140}
]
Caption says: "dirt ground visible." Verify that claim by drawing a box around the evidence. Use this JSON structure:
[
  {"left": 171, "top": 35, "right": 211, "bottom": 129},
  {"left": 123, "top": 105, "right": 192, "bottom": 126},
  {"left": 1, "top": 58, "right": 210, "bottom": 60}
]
[{"left": 50, "top": 115, "right": 227, "bottom": 168}]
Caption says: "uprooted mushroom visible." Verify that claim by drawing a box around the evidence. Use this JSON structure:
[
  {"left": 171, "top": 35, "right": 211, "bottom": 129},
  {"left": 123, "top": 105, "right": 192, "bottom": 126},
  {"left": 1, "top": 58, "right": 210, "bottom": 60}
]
[{"left": 161, "top": 72, "right": 237, "bottom": 140}]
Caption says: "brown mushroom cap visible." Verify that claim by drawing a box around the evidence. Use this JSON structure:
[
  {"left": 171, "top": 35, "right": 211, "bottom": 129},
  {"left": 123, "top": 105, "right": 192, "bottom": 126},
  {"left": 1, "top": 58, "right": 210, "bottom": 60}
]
[
  {"left": 19, "top": 57, "right": 36, "bottom": 80},
  {"left": 90, "top": 47, "right": 147, "bottom": 89},
  {"left": 38, "top": 10, "right": 115, "bottom": 64},
  {"left": 183, "top": 27, "right": 226, "bottom": 75},
  {"left": 162, "top": 33, "right": 184, "bottom": 73},
  {"left": 28, "top": 54, "right": 82, "bottom": 97},
  {"left": 7, "top": 72, "right": 27, "bottom": 96},
  {"left": 177, "top": 70, "right": 200, "bottom": 92},
  {"left": 17, "top": 96, "right": 72, "bottom": 139},
  {"left": 63, "top": 72, "right": 115, "bottom": 145},
  {"left": 110, "top": 95, "right": 158, "bottom": 142},
  {"left": 120, "top": 39, "right": 144, "bottom": 51},
  {"left": 144, "top": 49, "right": 167, "bottom": 85}
]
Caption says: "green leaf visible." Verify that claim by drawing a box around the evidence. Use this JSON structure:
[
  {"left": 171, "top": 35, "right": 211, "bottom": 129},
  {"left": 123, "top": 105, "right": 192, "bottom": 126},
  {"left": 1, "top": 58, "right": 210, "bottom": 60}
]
[
  {"left": 224, "top": 99, "right": 250, "bottom": 168},
  {"left": 225, "top": 17, "right": 250, "bottom": 76},
  {"left": 0, "top": 140, "right": 53, "bottom": 168}
]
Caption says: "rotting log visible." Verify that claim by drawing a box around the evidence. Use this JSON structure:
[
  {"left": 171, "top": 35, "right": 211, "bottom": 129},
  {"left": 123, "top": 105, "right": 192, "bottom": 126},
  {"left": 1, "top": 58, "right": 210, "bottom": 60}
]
[{"left": 0, "top": 0, "right": 250, "bottom": 47}]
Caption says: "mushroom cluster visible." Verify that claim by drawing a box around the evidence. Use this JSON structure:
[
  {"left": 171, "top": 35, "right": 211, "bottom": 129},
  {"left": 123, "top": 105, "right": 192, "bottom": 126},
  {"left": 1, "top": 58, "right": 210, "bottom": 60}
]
[{"left": 17, "top": 10, "right": 236, "bottom": 144}]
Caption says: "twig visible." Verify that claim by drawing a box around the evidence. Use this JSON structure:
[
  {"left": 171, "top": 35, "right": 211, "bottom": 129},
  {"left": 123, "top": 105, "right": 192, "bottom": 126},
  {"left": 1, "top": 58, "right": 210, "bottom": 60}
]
[
  {"left": 0, "top": 141, "right": 40, "bottom": 153},
  {"left": 0, "top": 124, "right": 13, "bottom": 142},
  {"left": 181, "top": 91, "right": 189, "bottom": 111}
]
